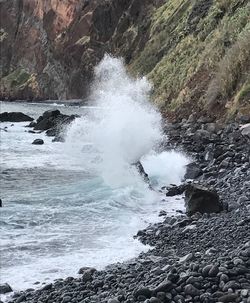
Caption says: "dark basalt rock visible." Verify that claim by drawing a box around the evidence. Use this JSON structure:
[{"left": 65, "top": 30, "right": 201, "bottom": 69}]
[
  {"left": 33, "top": 110, "right": 78, "bottom": 146},
  {"left": 165, "top": 184, "right": 187, "bottom": 196},
  {"left": 0, "top": 112, "right": 34, "bottom": 122},
  {"left": 184, "top": 184, "right": 222, "bottom": 215},
  {"left": 0, "top": 283, "right": 13, "bottom": 294},
  {"left": 32, "top": 139, "right": 44, "bottom": 145}
]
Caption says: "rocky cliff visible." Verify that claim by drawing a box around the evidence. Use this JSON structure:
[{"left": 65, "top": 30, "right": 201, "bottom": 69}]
[{"left": 0, "top": 0, "right": 249, "bottom": 120}]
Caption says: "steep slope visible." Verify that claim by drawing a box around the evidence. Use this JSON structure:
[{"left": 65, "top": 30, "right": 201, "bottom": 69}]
[
  {"left": 131, "top": 0, "right": 250, "bottom": 120},
  {"left": 0, "top": 0, "right": 249, "bottom": 120}
]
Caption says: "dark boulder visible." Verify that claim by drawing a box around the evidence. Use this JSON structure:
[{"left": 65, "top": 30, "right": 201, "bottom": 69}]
[
  {"left": 184, "top": 162, "right": 202, "bottom": 179},
  {"left": 34, "top": 117, "right": 55, "bottom": 131},
  {"left": 34, "top": 110, "right": 78, "bottom": 133},
  {"left": 0, "top": 112, "right": 34, "bottom": 122},
  {"left": 32, "top": 139, "right": 44, "bottom": 145},
  {"left": 184, "top": 184, "right": 223, "bottom": 215},
  {"left": 165, "top": 184, "right": 187, "bottom": 196},
  {"left": 0, "top": 283, "right": 12, "bottom": 294},
  {"left": 42, "top": 109, "right": 60, "bottom": 119}
]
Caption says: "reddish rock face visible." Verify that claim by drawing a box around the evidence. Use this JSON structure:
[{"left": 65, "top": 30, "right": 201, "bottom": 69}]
[{"left": 0, "top": 0, "right": 154, "bottom": 101}]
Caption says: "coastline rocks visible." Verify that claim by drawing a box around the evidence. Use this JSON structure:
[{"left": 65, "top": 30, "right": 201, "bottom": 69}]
[
  {"left": 32, "top": 110, "right": 78, "bottom": 142},
  {"left": 32, "top": 139, "right": 44, "bottom": 145},
  {"left": 184, "top": 184, "right": 222, "bottom": 215},
  {"left": 0, "top": 283, "right": 13, "bottom": 294},
  {"left": 34, "top": 110, "right": 77, "bottom": 132},
  {"left": 0, "top": 112, "right": 34, "bottom": 122}
]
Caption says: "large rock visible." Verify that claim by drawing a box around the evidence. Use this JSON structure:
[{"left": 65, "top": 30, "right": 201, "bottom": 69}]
[
  {"left": 34, "top": 110, "right": 77, "bottom": 132},
  {"left": 165, "top": 184, "right": 187, "bottom": 196},
  {"left": 184, "top": 184, "right": 223, "bottom": 215},
  {"left": 0, "top": 112, "right": 34, "bottom": 122},
  {"left": 0, "top": 283, "right": 12, "bottom": 294}
]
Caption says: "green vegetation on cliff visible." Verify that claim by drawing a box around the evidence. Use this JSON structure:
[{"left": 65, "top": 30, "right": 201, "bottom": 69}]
[{"left": 130, "top": 0, "right": 250, "bottom": 119}]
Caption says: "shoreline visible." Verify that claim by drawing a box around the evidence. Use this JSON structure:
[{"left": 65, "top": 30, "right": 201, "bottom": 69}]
[{"left": 2, "top": 114, "right": 249, "bottom": 303}]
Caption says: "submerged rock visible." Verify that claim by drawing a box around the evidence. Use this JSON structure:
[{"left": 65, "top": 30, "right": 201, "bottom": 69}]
[
  {"left": 184, "top": 184, "right": 222, "bottom": 215},
  {"left": 0, "top": 112, "right": 34, "bottom": 122}
]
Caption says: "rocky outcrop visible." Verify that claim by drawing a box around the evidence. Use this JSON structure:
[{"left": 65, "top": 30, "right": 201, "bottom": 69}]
[
  {"left": 0, "top": 283, "right": 12, "bottom": 294},
  {"left": 0, "top": 112, "right": 34, "bottom": 122},
  {"left": 184, "top": 184, "right": 222, "bottom": 216}
]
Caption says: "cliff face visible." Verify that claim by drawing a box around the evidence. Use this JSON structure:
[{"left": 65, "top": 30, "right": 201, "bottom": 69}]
[
  {"left": 0, "top": 0, "right": 249, "bottom": 119},
  {"left": 0, "top": 0, "right": 156, "bottom": 100}
]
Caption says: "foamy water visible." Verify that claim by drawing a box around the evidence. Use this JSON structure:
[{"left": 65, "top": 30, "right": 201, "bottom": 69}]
[{"left": 0, "top": 56, "right": 189, "bottom": 299}]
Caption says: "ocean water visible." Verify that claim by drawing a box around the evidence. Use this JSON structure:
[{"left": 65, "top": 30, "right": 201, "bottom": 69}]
[{"left": 0, "top": 56, "right": 189, "bottom": 297}]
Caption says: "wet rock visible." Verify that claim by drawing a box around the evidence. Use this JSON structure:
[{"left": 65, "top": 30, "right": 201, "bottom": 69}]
[
  {"left": 165, "top": 184, "right": 187, "bottom": 196},
  {"left": 41, "top": 283, "right": 52, "bottom": 291},
  {"left": 0, "top": 112, "right": 34, "bottom": 122},
  {"left": 32, "top": 139, "right": 44, "bottom": 145},
  {"left": 34, "top": 110, "right": 77, "bottom": 132},
  {"left": 184, "top": 184, "right": 222, "bottom": 215},
  {"left": 78, "top": 267, "right": 96, "bottom": 282},
  {"left": 27, "top": 121, "right": 37, "bottom": 128},
  {"left": 0, "top": 283, "right": 12, "bottom": 294}
]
